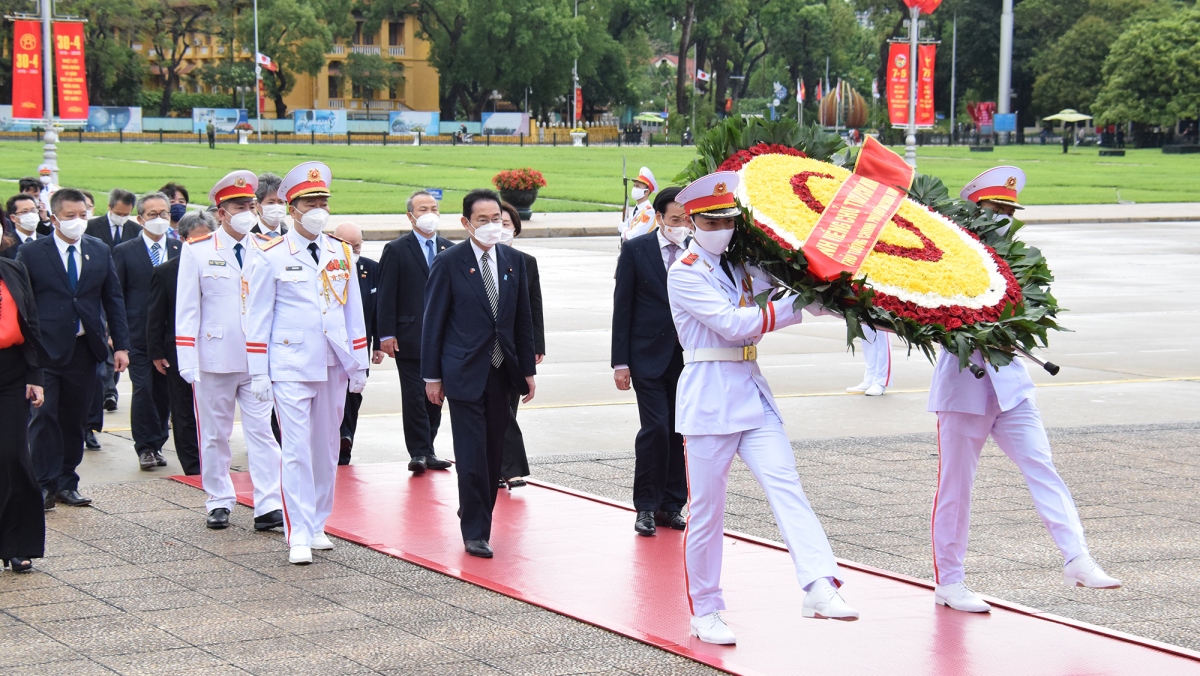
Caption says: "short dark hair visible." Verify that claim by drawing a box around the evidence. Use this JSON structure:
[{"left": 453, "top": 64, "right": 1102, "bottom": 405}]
[
  {"left": 6, "top": 194, "right": 37, "bottom": 216},
  {"left": 50, "top": 188, "right": 88, "bottom": 216},
  {"left": 80, "top": 189, "right": 95, "bottom": 205},
  {"left": 256, "top": 173, "right": 281, "bottom": 202},
  {"left": 108, "top": 188, "right": 136, "bottom": 209},
  {"left": 462, "top": 188, "right": 501, "bottom": 219},
  {"left": 653, "top": 187, "right": 683, "bottom": 216},
  {"left": 18, "top": 177, "right": 40, "bottom": 193},
  {"left": 499, "top": 202, "right": 522, "bottom": 237},
  {"left": 159, "top": 182, "right": 190, "bottom": 204}
]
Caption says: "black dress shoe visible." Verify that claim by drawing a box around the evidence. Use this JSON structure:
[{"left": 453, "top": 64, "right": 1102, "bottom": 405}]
[
  {"left": 254, "top": 509, "right": 283, "bottom": 531},
  {"left": 85, "top": 431, "right": 101, "bottom": 450},
  {"left": 153, "top": 451, "right": 167, "bottom": 467},
  {"left": 42, "top": 489, "right": 56, "bottom": 512},
  {"left": 425, "top": 455, "right": 452, "bottom": 470},
  {"left": 655, "top": 510, "right": 687, "bottom": 530},
  {"left": 56, "top": 490, "right": 92, "bottom": 507},
  {"left": 506, "top": 478, "right": 527, "bottom": 490},
  {"left": 104, "top": 395, "right": 118, "bottom": 412},
  {"left": 634, "top": 510, "right": 657, "bottom": 536},
  {"left": 464, "top": 540, "right": 493, "bottom": 558},
  {"left": 206, "top": 508, "right": 230, "bottom": 529},
  {"left": 408, "top": 455, "right": 427, "bottom": 474},
  {"left": 339, "top": 437, "right": 352, "bottom": 466},
  {"left": 6, "top": 557, "right": 33, "bottom": 573},
  {"left": 138, "top": 452, "right": 156, "bottom": 471}
]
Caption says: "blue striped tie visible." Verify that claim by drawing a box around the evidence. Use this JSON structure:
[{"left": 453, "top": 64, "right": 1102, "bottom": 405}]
[{"left": 150, "top": 242, "right": 162, "bottom": 266}]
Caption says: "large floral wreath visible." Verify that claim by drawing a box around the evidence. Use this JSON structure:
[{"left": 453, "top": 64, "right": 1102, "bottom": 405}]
[{"left": 676, "top": 117, "right": 1063, "bottom": 370}]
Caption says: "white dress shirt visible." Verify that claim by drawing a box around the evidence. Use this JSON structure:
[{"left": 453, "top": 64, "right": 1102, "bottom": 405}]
[
  {"left": 469, "top": 237, "right": 501, "bottom": 293},
  {"left": 109, "top": 213, "right": 126, "bottom": 242},
  {"left": 143, "top": 231, "right": 168, "bottom": 262},
  {"left": 54, "top": 233, "right": 86, "bottom": 335}
]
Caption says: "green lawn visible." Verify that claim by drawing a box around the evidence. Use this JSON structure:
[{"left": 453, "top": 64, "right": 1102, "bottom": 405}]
[{"left": 1, "top": 141, "right": 1195, "bottom": 214}]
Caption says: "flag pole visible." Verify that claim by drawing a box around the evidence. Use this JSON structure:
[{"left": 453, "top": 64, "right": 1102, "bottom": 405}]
[
  {"left": 253, "top": 0, "right": 261, "bottom": 141},
  {"left": 905, "top": 4, "right": 919, "bottom": 167},
  {"left": 796, "top": 78, "right": 801, "bottom": 126}
]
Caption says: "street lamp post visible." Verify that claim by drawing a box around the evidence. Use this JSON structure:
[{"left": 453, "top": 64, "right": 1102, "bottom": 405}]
[
  {"left": 571, "top": 0, "right": 578, "bottom": 127},
  {"left": 253, "top": 0, "right": 262, "bottom": 140},
  {"left": 39, "top": 0, "right": 58, "bottom": 185},
  {"left": 997, "top": 0, "right": 1014, "bottom": 144},
  {"left": 904, "top": 4, "right": 920, "bottom": 167}
]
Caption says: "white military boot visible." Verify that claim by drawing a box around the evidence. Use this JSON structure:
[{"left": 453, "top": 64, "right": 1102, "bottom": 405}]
[
  {"left": 690, "top": 612, "right": 736, "bottom": 645},
  {"left": 846, "top": 381, "right": 871, "bottom": 393},
  {"left": 864, "top": 383, "right": 886, "bottom": 396},
  {"left": 935, "top": 582, "right": 992, "bottom": 612}
]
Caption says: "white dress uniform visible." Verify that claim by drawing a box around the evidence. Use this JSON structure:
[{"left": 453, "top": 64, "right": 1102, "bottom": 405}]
[
  {"left": 245, "top": 163, "right": 369, "bottom": 550},
  {"left": 858, "top": 325, "right": 892, "bottom": 390},
  {"left": 177, "top": 173, "right": 283, "bottom": 520},
  {"left": 669, "top": 173, "right": 844, "bottom": 621},
  {"left": 620, "top": 166, "right": 659, "bottom": 241}
]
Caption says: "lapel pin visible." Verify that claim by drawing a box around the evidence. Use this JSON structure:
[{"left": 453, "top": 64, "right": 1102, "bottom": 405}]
[
  {"left": 469, "top": 268, "right": 476, "bottom": 274},
  {"left": 85, "top": 254, "right": 90, "bottom": 260}
]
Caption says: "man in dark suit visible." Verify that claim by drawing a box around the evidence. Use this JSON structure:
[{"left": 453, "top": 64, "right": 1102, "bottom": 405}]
[
  {"left": 333, "top": 222, "right": 383, "bottom": 465},
  {"left": 147, "top": 211, "right": 215, "bottom": 476},
  {"left": 113, "top": 192, "right": 182, "bottom": 471},
  {"left": 5, "top": 194, "right": 42, "bottom": 253},
  {"left": 252, "top": 172, "right": 289, "bottom": 238},
  {"left": 377, "top": 190, "right": 453, "bottom": 473},
  {"left": 18, "top": 188, "right": 130, "bottom": 510},
  {"left": 83, "top": 188, "right": 140, "bottom": 447},
  {"left": 611, "top": 187, "right": 689, "bottom": 536},
  {"left": 422, "top": 189, "right": 537, "bottom": 559}
]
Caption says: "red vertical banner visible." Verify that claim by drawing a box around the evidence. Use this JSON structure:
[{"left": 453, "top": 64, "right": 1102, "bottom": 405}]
[
  {"left": 886, "top": 43, "right": 909, "bottom": 126},
  {"left": 11, "top": 20, "right": 44, "bottom": 120},
  {"left": 52, "top": 22, "right": 89, "bottom": 120},
  {"left": 574, "top": 86, "right": 583, "bottom": 123},
  {"left": 916, "top": 44, "right": 936, "bottom": 126}
]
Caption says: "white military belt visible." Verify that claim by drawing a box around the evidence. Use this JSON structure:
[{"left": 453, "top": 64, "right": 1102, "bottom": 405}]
[{"left": 683, "top": 345, "right": 758, "bottom": 364}]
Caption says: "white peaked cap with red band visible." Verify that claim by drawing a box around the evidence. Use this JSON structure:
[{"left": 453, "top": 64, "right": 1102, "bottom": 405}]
[
  {"left": 676, "top": 170, "right": 740, "bottom": 218},
  {"left": 635, "top": 166, "right": 657, "bottom": 193},
  {"left": 278, "top": 161, "right": 332, "bottom": 203},
  {"left": 209, "top": 170, "right": 258, "bottom": 206},
  {"left": 960, "top": 166, "right": 1026, "bottom": 208}
]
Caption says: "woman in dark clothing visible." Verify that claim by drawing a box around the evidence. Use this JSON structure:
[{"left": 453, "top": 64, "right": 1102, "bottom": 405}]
[
  {"left": 0, "top": 256, "right": 46, "bottom": 572},
  {"left": 498, "top": 203, "right": 545, "bottom": 489}
]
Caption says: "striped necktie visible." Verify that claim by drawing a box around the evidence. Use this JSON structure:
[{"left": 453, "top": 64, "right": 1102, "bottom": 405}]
[
  {"left": 480, "top": 251, "right": 503, "bottom": 367},
  {"left": 150, "top": 242, "right": 162, "bottom": 266}
]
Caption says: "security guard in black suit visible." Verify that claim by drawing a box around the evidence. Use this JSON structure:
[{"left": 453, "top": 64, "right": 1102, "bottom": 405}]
[{"left": 333, "top": 222, "right": 382, "bottom": 464}]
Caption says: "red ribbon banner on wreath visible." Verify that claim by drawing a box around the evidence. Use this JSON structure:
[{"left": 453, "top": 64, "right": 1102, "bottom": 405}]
[
  {"left": 800, "top": 140, "right": 910, "bottom": 281},
  {"left": 11, "top": 21, "right": 43, "bottom": 119},
  {"left": 52, "top": 22, "right": 89, "bottom": 120}
]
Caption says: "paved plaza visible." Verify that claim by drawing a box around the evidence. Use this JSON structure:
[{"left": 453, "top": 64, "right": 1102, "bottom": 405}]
[{"left": 2, "top": 214, "right": 1198, "bottom": 673}]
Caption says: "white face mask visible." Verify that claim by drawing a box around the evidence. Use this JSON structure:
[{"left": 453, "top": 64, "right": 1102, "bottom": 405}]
[
  {"left": 631, "top": 187, "right": 649, "bottom": 201},
  {"left": 413, "top": 212, "right": 440, "bottom": 235},
  {"left": 260, "top": 204, "right": 286, "bottom": 227},
  {"left": 109, "top": 212, "right": 129, "bottom": 227},
  {"left": 297, "top": 207, "right": 329, "bottom": 235},
  {"left": 351, "top": 252, "right": 360, "bottom": 267},
  {"left": 56, "top": 217, "right": 87, "bottom": 240},
  {"left": 39, "top": 176, "right": 51, "bottom": 185},
  {"left": 662, "top": 224, "right": 691, "bottom": 246},
  {"left": 142, "top": 216, "right": 170, "bottom": 236},
  {"left": 16, "top": 212, "right": 39, "bottom": 232},
  {"left": 499, "top": 228, "right": 515, "bottom": 245},
  {"left": 228, "top": 210, "right": 257, "bottom": 235},
  {"left": 692, "top": 225, "right": 734, "bottom": 255},
  {"left": 472, "top": 221, "right": 504, "bottom": 246}
]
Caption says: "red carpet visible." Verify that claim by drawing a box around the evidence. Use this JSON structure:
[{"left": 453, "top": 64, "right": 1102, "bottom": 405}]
[{"left": 173, "top": 464, "right": 1200, "bottom": 675}]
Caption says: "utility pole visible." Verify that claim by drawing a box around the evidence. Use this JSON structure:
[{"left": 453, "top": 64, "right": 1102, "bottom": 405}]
[
  {"left": 254, "top": 0, "right": 261, "bottom": 140},
  {"left": 950, "top": 13, "right": 957, "bottom": 145},
  {"left": 40, "top": 0, "right": 58, "bottom": 185},
  {"left": 571, "top": 0, "right": 578, "bottom": 127},
  {"left": 904, "top": 3, "right": 919, "bottom": 167},
  {"left": 998, "top": 0, "right": 1014, "bottom": 144}
]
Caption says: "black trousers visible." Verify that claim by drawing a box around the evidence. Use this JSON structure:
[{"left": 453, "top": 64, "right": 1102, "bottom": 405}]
[
  {"left": 128, "top": 348, "right": 169, "bottom": 456},
  {"left": 0, "top": 349, "right": 44, "bottom": 560},
  {"left": 31, "top": 336, "right": 97, "bottom": 494},
  {"left": 398, "top": 358, "right": 442, "bottom": 458},
  {"left": 630, "top": 354, "right": 688, "bottom": 513},
  {"left": 87, "top": 345, "right": 116, "bottom": 433},
  {"left": 340, "top": 389, "right": 363, "bottom": 442},
  {"left": 448, "top": 366, "right": 511, "bottom": 542},
  {"left": 165, "top": 365, "right": 199, "bottom": 475},
  {"left": 501, "top": 390, "right": 530, "bottom": 480}
]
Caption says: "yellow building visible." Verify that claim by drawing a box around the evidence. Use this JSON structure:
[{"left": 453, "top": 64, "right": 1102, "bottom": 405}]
[{"left": 134, "top": 11, "right": 440, "bottom": 116}]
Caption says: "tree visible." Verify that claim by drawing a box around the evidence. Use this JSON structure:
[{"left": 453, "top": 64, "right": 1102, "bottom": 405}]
[
  {"left": 345, "top": 52, "right": 404, "bottom": 99},
  {"left": 1093, "top": 8, "right": 1200, "bottom": 126},
  {"left": 142, "top": 0, "right": 219, "bottom": 117},
  {"left": 195, "top": 61, "right": 257, "bottom": 107},
  {"left": 71, "top": 0, "right": 147, "bottom": 106},
  {"left": 238, "top": 0, "right": 353, "bottom": 119}
]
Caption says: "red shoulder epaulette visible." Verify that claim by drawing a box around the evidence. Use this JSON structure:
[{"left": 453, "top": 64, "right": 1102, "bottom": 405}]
[
  {"left": 260, "top": 236, "right": 286, "bottom": 250},
  {"left": 326, "top": 234, "right": 345, "bottom": 243},
  {"left": 186, "top": 233, "right": 213, "bottom": 243},
  {"left": 681, "top": 252, "right": 699, "bottom": 266}
]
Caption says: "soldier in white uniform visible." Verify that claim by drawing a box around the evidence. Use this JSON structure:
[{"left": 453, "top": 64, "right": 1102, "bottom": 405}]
[
  {"left": 847, "top": 325, "right": 891, "bottom": 396},
  {"left": 930, "top": 166, "right": 1121, "bottom": 613},
  {"left": 669, "top": 171, "right": 858, "bottom": 646},
  {"left": 620, "top": 166, "right": 658, "bottom": 241},
  {"left": 246, "top": 162, "right": 369, "bottom": 565},
  {"left": 177, "top": 171, "right": 283, "bottom": 531}
]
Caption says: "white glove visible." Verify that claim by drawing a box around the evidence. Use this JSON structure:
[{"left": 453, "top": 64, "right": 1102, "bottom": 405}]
[
  {"left": 179, "top": 368, "right": 199, "bottom": 384},
  {"left": 348, "top": 370, "right": 367, "bottom": 394},
  {"left": 251, "top": 375, "right": 273, "bottom": 402}
]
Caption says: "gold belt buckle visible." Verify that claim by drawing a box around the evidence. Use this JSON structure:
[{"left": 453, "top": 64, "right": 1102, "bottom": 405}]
[{"left": 742, "top": 345, "right": 757, "bottom": 361}]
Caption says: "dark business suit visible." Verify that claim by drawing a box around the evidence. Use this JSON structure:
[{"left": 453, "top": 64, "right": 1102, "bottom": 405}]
[
  {"left": 251, "top": 222, "right": 288, "bottom": 238},
  {"left": 340, "top": 255, "right": 380, "bottom": 460},
  {"left": 422, "top": 241, "right": 536, "bottom": 542},
  {"left": 113, "top": 236, "right": 181, "bottom": 458},
  {"left": 0, "top": 257, "right": 47, "bottom": 560},
  {"left": 18, "top": 235, "right": 130, "bottom": 494},
  {"left": 501, "top": 250, "right": 544, "bottom": 480},
  {"left": 146, "top": 255, "right": 199, "bottom": 475},
  {"left": 612, "top": 232, "right": 687, "bottom": 514},
  {"left": 84, "top": 214, "right": 139, "bottom": 434},
  {"left": 1, "top": 231, "right": 41, "bottom": 260},
  {"left": 377, "top": 231, "right": 452, "bottom": 459}
]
